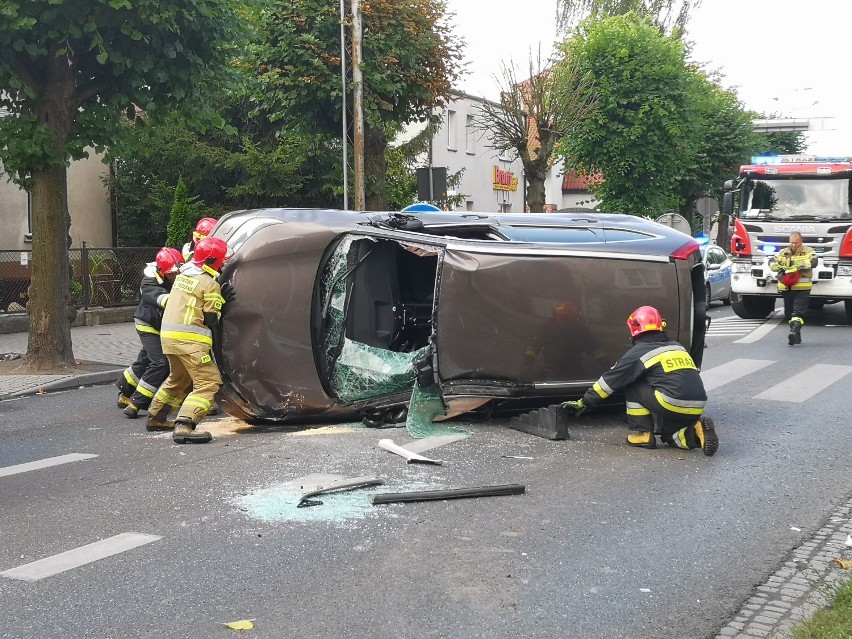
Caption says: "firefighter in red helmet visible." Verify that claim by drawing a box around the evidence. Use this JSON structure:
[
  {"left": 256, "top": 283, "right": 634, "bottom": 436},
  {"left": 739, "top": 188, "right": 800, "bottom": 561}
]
[
  {"left": 145, "top": 237, "right": 235, "bottom": 443},
  {"left": 182, "top": 217, "right": 218, "bottom": 261},
  {"left": 563, "top": 306, "right": 718, "bottom": 455},
  {"left": 117, "top": 247, "right": 184, "bottom": 418}
]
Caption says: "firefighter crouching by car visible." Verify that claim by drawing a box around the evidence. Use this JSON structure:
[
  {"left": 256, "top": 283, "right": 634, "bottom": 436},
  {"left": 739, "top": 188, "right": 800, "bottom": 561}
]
[
  {"left": 145, "top": 237, "right": 235, "bottom": 443},
  {"left": 562, "top": 306, "right": 718, "bottom": 455},
  {"left": 117, "top": 248, "right": 184, "bottom": 415},
  {"left": 769, "top": 231, "right": 817, "bottom": 346}
]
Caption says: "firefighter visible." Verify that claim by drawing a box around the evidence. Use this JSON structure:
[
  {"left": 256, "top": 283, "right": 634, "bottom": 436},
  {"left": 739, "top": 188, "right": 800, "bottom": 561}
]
[
  {"left": 769, "top": 231, "right": 817, "bottom": 346},
  {"left": 562, "top": 306, "right": 718, "bottom": 456},
  {"left": 145, "top": 237, "right": 235, "bottom": 443},
  {"left": 117, "top": 248, "right": 184, "bottom": 416},
  {"left": 182, "top": 217, "right": 218, "bottom": 262}
]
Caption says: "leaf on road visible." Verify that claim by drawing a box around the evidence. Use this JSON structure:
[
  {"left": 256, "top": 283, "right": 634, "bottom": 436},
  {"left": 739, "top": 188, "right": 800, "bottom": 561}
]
[
  {"left": 225, "top": 620, "right": 254, "bottom": 631},
  {"left": 834, "top": 558, "right": 852, "bottom": 569}
]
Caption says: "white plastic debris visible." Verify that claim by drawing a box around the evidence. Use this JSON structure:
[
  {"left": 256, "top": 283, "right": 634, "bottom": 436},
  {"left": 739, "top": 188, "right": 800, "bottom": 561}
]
[{"left": 846, "top": 534, "right": 852, "bottom": 547}]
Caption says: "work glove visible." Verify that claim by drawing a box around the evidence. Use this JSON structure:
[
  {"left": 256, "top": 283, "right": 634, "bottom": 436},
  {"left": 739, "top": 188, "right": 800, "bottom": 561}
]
[
  {"left": 561, "top": 399, "right": 586, "bottom": 416},
  {"left": 220, "top": 282, "right": 236, "bottom": 304}
]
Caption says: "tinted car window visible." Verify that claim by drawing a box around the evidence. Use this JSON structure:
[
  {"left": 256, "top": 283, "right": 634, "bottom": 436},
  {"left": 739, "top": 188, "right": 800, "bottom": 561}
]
[{"left": 497, "top": 227, "right": 602, "bottom": 243}]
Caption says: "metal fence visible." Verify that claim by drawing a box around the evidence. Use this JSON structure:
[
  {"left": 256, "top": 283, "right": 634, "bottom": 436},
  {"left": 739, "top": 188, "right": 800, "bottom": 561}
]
[{"left": 0, "top": 244, "right": 160, "bottom": 314}]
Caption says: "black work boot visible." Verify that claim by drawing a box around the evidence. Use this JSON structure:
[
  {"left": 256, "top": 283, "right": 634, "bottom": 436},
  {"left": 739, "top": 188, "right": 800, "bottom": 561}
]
[
  {"left": 788, "top": 318, "right": 803, "bottom": 346},
  {"left": 693, "top": 416, "right": 719, "bottom": 457},
  {"left": 172, "top": 418, "right": 212, "bottom": 444}
]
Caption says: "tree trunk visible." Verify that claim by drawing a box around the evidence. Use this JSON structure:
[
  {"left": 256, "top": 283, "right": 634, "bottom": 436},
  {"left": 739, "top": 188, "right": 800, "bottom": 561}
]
[
  {"left": 364, "top": 125, "right": 388, "bottom": 211},
  {"left": 21, "top": 50, "right": 76, "bottom": 371},
  {"left": 23, "top": 165, "right": 75, "bottom": 370},
  {"left": 526, "top": 169, "right": 547, "bottom": 213}
]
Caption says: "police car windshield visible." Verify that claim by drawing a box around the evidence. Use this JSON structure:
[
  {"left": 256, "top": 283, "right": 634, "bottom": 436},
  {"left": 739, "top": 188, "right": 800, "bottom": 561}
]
[{"left": 744, "top": 178, "right": 852, "bottom": 221}]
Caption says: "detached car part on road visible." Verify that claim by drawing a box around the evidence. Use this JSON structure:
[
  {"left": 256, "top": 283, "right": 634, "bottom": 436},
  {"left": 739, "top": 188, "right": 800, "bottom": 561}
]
[{"left": 210, "top": 208, "right": 708, "bottom": 424}]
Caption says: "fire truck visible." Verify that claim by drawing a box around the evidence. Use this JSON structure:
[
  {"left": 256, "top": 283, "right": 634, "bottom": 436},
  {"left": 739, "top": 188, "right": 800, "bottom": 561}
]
[{"left": 721, "top": 155, "right": 852, "bottom": 320}]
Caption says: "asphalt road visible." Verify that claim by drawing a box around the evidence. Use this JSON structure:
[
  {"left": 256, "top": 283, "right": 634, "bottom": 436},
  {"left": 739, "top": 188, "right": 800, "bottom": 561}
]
[{"left": 1, "top": 301, "right": 851, "bottom": 639}]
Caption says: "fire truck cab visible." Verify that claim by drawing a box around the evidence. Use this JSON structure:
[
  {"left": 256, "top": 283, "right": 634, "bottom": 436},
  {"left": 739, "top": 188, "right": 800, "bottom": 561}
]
[{"left": 722, "top": 155, "right": 852, "bottom": 320}]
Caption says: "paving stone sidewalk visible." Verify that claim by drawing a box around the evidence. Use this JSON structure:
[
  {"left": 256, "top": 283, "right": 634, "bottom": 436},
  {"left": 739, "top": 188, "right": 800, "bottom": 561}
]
[{"left": 0, "top": 321, "right": 137, "bottom": 400}]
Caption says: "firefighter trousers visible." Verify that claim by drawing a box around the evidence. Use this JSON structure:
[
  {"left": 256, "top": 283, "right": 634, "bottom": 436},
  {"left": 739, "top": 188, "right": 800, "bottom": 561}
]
[
  {"left": 117, "top": 343, "right": 150, "bottom": 399},
  {"left": 124, "top": 330, "right": 170, "bottom": 410},
  {"left": 781, "top": 289, "right": 809, "bottom": 323},
  {"left": 147, "top": 348, "right": 222, "bottom": 426},
  {"left": 624, "top": 379, "right": 705, "bottom": 438}
]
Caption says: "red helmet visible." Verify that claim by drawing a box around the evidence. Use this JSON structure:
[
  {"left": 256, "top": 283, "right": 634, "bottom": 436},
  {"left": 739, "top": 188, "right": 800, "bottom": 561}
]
[
  {"left": 192, "top": 217, "right": 218, "bottom": 242},
  {"left": 192, "top": 236, "right": 229, "bottom": 272},
  {"left": 779, "top": 271, "right": 801, "bottom": 287},
  {"left": 155, "top": 247, "right": 184, "bottom": 276},
  {"left": 626, "top": 306, "right": 666, "bottom": 338}
]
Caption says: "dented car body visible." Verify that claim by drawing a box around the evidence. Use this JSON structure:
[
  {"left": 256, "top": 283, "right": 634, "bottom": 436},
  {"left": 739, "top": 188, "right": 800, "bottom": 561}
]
[{"left": 211, "top": 208, "right": 707, "bottom": 424}]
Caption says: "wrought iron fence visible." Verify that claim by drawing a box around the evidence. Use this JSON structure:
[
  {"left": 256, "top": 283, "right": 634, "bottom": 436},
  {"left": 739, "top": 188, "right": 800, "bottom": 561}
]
[{"left": 0, "top": 244, "right": 160, "bottom": 314}]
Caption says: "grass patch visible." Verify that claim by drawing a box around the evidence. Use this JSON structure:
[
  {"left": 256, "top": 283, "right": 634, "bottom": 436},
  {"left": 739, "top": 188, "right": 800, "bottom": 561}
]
[{"left": 791, "top": 578, "right": 852, "bottom": 639}]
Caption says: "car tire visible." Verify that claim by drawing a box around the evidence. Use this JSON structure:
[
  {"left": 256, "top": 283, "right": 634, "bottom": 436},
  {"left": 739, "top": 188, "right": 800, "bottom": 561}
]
[
  {"left": 705, "top": 284, "right": 712, "bottom": 309},
  {"left": 731, "top": 293, "right": 775, "bottom": 319}
]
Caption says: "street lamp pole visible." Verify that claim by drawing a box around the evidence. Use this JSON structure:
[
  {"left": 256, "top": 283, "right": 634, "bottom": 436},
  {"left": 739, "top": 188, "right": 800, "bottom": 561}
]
[
  {"left": 351, "top": 0, "right": 365, "bottom": 210},
  {"left": 339, "top": 0, "right": 348, "bottom": 209}
]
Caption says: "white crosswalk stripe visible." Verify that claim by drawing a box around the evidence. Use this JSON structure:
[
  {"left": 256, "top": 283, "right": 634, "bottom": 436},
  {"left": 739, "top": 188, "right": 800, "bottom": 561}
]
[
  {"left": 705, "top": 311, "right": 782, "bottom": 342},
  {"left": 702, "top": 359, "right": 852, "bottom": 402},
  {"left": 755, "top": 364, "right": 852, "bottom": 402}
]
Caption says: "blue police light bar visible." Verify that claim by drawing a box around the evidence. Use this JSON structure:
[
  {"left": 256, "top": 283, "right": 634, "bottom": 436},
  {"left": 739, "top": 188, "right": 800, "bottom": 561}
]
[{"left": 759, "top": 244, "right": 778, "bottom": 254}]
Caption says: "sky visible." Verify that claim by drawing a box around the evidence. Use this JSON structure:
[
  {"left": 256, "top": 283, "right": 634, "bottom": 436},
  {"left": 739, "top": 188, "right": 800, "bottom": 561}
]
[{"left": 444, "top": 0, "right": 852, "bottom": 156}]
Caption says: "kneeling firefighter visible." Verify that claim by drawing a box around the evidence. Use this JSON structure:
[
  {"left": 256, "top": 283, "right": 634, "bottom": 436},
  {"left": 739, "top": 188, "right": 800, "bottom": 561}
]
[
  {"left": 145, "top": 237, "right": 235, "bottom": 443},
  {"left": 562, "top": 306, "right": 718, "bottom": 455}
]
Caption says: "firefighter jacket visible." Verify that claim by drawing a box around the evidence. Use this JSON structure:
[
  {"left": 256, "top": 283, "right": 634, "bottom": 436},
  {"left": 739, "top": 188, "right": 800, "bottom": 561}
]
[
  {"left": 159, "top": 263, "right": 226, "bottom": 355},
  {"left": 770, "top": 245, "right": 817, "bottom": 291},
  {"left": 133, "top": 263, "right": 172, "bottom": 335},
  {"left": 582, "top": 332, "right": 707, "bottom": 415}
]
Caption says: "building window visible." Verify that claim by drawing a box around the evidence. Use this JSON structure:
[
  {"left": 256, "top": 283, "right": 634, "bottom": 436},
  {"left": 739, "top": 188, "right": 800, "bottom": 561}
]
[
  {"left": 465, "top": 115, "right": 475, "bottom": 154},
  {"left": 447, "top": 109, "right": 457, "bottom": 150},
  {"left": 466, "top": 200, "right": 474, "bottom": 211}
]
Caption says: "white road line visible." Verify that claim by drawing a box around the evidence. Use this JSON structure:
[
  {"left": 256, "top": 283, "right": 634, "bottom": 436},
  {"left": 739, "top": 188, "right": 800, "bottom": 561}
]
[
  {"left": 735, "top": 311, "right": 783, "bottom": 344},
  {"left": 0, "top": 453, "right": 98, "bottom": 478},
  {"left": 701, "top": 359, "right": 776, "bottom": 392},
  {"left": 755, "top": 364, "right": 852, "bottom": 402},
  {"left": 0, "top": 533, "right": 161, "bottom": 582}
]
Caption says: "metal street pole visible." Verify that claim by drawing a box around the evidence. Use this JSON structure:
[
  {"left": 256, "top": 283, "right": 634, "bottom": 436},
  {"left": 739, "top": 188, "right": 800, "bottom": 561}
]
[
  {"left": 339, "top": 0, "right": 348, "bottom": 209},
  {"left": 351, "top": 0, "right": 365, "bottom": 210}
]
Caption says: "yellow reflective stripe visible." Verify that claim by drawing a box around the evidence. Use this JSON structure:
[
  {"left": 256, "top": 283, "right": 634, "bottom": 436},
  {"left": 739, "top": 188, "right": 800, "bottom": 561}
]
[
  {"left": 123, "top": 369, "right": 139, "bottom": 387},
  {"left": 654, "top": 390, "right": 705, "bottom": 415},
  {"left": 625, "top": 401, "right": 650, "bottom": 416},
  {"left": 592, "top": 380, "right": 611, "bottom": 399},
  {"left": 673, "top": 427, "right": 689, "bottom": 449},
  {"left": 135, "top": 384, "right": 156, "bottom": 399},
  {"left": 182, "top": 296, "right": 196, "bottom": 325},
  {"left": 160, "top": 330, "right": 213, "bottom": 346},
  {"left": 184, "top": 395, "right": 212, "bottom": 411},
  {"left": 135, "top": 323, "right": 160, "bottom": 336},
  {"left": 153, "top": 388, "right": 182, "bottom": 408},
  {"left": 157, "top": 293, "right": 170, "bottom": 308}
]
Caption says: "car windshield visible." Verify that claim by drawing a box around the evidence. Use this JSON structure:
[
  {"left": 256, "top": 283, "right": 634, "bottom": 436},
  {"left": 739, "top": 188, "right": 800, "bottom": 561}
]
[{"left": 743, "top": 178, "right": 852, "bottom": 221}]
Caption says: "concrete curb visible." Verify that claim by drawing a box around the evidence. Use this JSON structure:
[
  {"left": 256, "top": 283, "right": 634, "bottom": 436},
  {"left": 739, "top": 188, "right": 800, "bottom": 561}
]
[{"left": 0, "top": 369, "right": 123, "bottom": 401}]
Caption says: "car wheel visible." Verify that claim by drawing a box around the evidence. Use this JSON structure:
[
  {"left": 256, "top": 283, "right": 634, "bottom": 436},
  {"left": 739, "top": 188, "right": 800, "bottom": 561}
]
[
  {"left": 705, "top": 284, "right": 712, "bottom": 309},
  {"left": 731, "top": 293, "right": 775, "bottom": 319}
]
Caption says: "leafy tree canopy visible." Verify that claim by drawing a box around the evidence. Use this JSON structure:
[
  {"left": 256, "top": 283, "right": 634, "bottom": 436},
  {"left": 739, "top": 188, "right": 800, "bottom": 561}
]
[
  {"left": 558, "top": 13, "right": 693, "bottom": 215},
  {"left": 558, "top": 0, "right": 702, "bottom": 35}
]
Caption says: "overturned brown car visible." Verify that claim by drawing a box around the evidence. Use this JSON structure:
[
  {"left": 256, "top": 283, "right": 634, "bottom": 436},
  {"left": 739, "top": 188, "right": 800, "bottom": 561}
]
[{"left": 211, "top": 208, "right": 707, "bottom": 424}]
